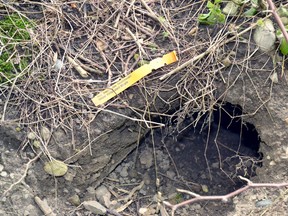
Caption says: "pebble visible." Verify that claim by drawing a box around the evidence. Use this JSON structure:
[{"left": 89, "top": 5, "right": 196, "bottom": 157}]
[
  {"left": 159, "top": 159, "right": 170, "bottom": 171},
  {"left": 68, "top": 194, "right": 81, "bottom": 206},
  {"left": 83, "top": 200, "right": 107, "bottom": 215},
  {"left": 255, "top": 199, "right": 273, "bottom": 208},
  {"left": 53, "top": 59, "right": 64, "bottom": 71},
  {"left": 139, "top": 207, "right": 148, "bottom": 215},
  {"left": 200, "top": 173, "right": 206, "bottom": 179},
  {"left": 119, "top": 166, "right": 128, "bottom": 177},
  {"left": 211, "top": 162, "right": 219, "bottom": 168},
  {"left": 139, "top": 189, "right": 147, "bottom": 196},
  {"left": 108, "top": 172, "right": 117, "bottom": 179},
  {"left": 86, "top": 187, "right": 96, "bottom": 195},
  {"left": 64, "top": 169, "right": 76, "bottom": 182},
  {"left": 269, "top": 161, "right": 276, "bottom": 166},
  {"left": 115, "top": 165, "right": 123, "bottom": 173},
  {"left": 139, "top": 149, "right": 153, "bottom": 169},
  {"left": 143, "top": 172, "right": 151, "bottom": 185},
  {"left": 95, "top": 185, "right": 111, "bottom": 208},
  {"left": 23, "top": 204, "right": 39, "bottom": 216},
  {"left": 166, "top": 170, "right": 175, "bottom": 179},
  {"left": 27, "top": 132, "right": 36, "bottom": 140},
  {"left": 0, "top": 171, "right": 8, "bottom": 177},
  {"left": 74, "top": 188, "right": 81, "bottom": 194},
  {"left": 128, "top": 169, "right": 138, "bottom": 178},
  {"left": 0, "top": 164, "right": 4, "bottom": 172}
]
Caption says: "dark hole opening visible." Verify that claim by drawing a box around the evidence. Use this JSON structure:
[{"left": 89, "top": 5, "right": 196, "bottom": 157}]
[
  {"left": 213, "top": 102, "right": 261, "bottom": 153},
  {"left": 133, "top": 101, "right": 263, "bottom": 200}
]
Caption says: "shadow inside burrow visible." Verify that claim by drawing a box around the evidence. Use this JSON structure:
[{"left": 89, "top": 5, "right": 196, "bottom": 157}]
[{"left": 135, "top": 101, "right": 263, "bottom": 198}]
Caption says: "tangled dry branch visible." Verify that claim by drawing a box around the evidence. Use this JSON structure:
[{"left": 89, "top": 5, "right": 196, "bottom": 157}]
[{"left": 163, "top": 176, "right": 288, "bottom": 216}]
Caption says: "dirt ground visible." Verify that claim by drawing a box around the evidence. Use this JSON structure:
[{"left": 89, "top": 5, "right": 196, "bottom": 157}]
[{"left": 1, "top": 1, "right": 288, "bottom": 216}]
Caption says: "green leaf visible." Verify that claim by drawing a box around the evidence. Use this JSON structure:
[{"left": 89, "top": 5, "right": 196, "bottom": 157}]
[
  {"left": 214, "top": 0, "right": 222, "bottom": 4},
  {"left": 198, "top": 12, "right": 212, "bottom": 21},
  {"left": 207, "top": 1, "right": 215, "bottom": 9},
  {"left": 244, "top": 7, "right": 258, "bottom": 17},
  {"left": 198, "top": 1, "right": 226, "bottom": 25},
  {"left": 280, "top": 38, "right": 288, "bottom": 55},
  {"left": 278, "top": 6, "right": 288, "bottom": 18}
]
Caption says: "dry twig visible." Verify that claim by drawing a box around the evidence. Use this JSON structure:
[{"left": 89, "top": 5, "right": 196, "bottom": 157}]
[
  {"left": 163, "top": 176, "right": 288, "bottom": 216},
  {"left": 34, "top": 196, "right": 56, "bottom": 216},
  {"left": 267, "top": 0, "right": 288, "bottom": 43}
]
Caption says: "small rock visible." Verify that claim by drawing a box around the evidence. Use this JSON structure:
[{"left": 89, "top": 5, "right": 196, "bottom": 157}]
[
  {"left": 159, "top": 159, "right": 170, "bottom": 171},
  {"left": 139, "top": 189, "right": 147, "bottom": 196},
  {"left": 23, "top": 204, "right": 39, "bottom": 216},
  {"left": 83, "top": 200, "right": 107, "bottom": 215},
  {"left": 0, "top": 171, "right": 8, "bottom": 177},
  {"left": 64, "top": 169, "right": 76, "bottom": 182},
  {"left": 75, "top": 188, "right": 81, "bottom": 194},
  {"left": 43, "top": 160, "right": 68, "bottom": 177},
  {"left": 211, "top": 162, "right": 219, "bottom": 168},
  {"left": 119, "top": 166, "right": 128, "bottom": 178},
  {"left": 255, "top": 199, "right": 273, "bottom": 208},
  {"left": 139, "top": 207, "right": 148, "bottom": 215},
  {"left": 128, "top": 169, "right": 138, "bottom": 178},
  {"left": 139, "top": 206, "right": 156, "bottom": 215},
  {"left": 143, "top": 172, "right": 151, "bottom": 185},
  {"left": 139, "top": 149, "right": 153, "bottom": 169},
  {"left": 108, "top": 172, "right": 117, "bottom": 179},
  {"left": 33, "top": 140, "right": 41, "bottom": 148},
  {"left": 95, "top": 185, "right": 111, "bottom": 208},
  {"left": 166, "top": 170, "right": 176, "bottom": 179},
  {"left": 253, "top": 19, "right": 276, "bottom": 52},
  {"left": 269, "top": 161, "right": 276, "bottom": 166},
  {"left": 201, "top": 185, "right": 209, "bottom": 193},
  {"left": 53, "top": 59, "right": 64, "bottom": 71},
  {"left": 68, "top": 194, "right": 81, "bottom": 206},
  {"left": 200, "top": 173, "right": 206, "bottom": 179},
  {"left": 9, "top": 173, "right": 15, "bottom": 179},
  {"left": 27, "top": 132, "right": 36, "bottom": 140},
  {"left": 86, "top": 187, "right": 96, "bottom": 195},
  {"left": 270, "top": 72, "right": 278, "bottom": 83},
  {"left": 115, "top": 165, "right": 123, "bottom": 173},
  {"left": 0, "top": 164, "right": 4, "bottom": 172},
  {"left": 40, "top": 126, "right": 51, "bottom": 141}
]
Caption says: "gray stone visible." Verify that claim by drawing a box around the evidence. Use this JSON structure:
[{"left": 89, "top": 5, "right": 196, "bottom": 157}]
[
  {"left": 255, "top": 199, "right": 273, "bottom": 208},
  {"left": 139, "top": 149, "right": 153, "bottom": 169},
  {"left": 68, "top": 194, "right": 81, "bottom": 206},
  {"left": 23, "top": 204, "right": 39, "bottom": 216},
  {"left": 0, "top": 164, "right": 4, "bottom": 172},
  {"left": 211, "top": 162, "right": 219, "bottom": 168},
  {"left": 166, "top": 170, "right": 176, "bottom": 179},
  {"left": 119, "top": 166, "right": 128, "bottom": 177},
  {"left": 159, "top": 159, "right": 170, "bottom": 171},
  {"left": 143, "top": 172, "right": 151, "bottom": 185},
  {"left": 0, "top": 171, "right": 8, "bottom": 177},
  {"left": 95, "top": 185, "right": 111, "bottom": 207},
  {"left": 83, "top": 200, "right": 107, "bottom": 215}
]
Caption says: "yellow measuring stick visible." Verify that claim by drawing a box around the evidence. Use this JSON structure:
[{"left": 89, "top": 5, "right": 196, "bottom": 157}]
[{"left": 92, "top": 51, "right": 178, "bottom": 106}]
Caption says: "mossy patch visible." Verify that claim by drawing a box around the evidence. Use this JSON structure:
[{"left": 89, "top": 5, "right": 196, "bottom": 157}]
[{"left": 0, "top": 13, "right": 34, "bottom": 83}]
